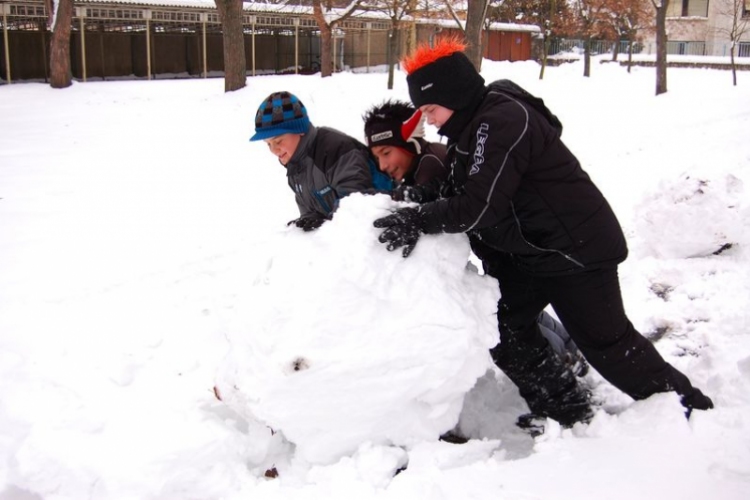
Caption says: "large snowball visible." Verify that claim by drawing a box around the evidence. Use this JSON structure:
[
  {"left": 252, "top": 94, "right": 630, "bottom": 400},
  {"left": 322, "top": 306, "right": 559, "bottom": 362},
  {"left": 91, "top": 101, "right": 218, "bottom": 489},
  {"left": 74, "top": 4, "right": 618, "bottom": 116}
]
[{"left": 215, "top": 194, "right": 500, "bottom": 464}]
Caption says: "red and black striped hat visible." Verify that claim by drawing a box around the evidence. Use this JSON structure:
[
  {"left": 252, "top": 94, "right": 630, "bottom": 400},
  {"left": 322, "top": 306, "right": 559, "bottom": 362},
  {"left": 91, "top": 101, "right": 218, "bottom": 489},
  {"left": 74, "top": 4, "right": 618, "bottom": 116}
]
[{"left": 363, "top": 100, "right": 424, "bottom": 155}]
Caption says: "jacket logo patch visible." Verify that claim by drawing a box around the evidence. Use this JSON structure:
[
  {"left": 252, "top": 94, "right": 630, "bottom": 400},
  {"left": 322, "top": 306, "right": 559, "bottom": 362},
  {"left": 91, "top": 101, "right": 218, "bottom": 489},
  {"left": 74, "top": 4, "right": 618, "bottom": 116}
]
[
  {"left": 370, "top": 131, "right": 394, "bottom": 143},
  {"left": 469, "top": 123, "right": 489, "bottom": 175}
]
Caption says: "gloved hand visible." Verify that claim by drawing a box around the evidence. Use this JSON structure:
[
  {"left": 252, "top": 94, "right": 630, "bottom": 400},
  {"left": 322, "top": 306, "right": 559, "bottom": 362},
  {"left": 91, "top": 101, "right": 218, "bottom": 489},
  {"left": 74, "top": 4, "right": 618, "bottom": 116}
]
[
  {"left": 373, "top": 207, "right": 424, "bottom": 258},
  {"left": 288, "top": 214, "right": 329, "bottom": 232},
  {"left": 391, "top": 183, "right": 441, "bottom": 204}
]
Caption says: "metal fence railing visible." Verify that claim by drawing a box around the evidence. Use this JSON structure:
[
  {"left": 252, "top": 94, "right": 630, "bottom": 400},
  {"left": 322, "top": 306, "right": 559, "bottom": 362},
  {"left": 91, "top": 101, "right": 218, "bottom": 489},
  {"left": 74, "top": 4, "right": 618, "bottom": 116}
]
[{"left": 548, "top": 38, "right": 750, "bottom": 58}]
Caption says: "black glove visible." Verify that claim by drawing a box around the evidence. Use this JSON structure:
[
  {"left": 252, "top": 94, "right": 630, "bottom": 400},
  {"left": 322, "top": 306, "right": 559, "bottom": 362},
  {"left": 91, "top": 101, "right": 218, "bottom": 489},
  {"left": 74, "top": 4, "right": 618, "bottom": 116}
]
[
  {"left": 391, "top": 183, "right": 441, "bottom": 204},
  {"left": 373, "top": 207, "right": 424, "bottom": 258},
  {"left": 681, "top": 388, "right": 714, "bottom": 419},
  {"left": 287, "top": 214, "right": 329, "bottom": 232}
]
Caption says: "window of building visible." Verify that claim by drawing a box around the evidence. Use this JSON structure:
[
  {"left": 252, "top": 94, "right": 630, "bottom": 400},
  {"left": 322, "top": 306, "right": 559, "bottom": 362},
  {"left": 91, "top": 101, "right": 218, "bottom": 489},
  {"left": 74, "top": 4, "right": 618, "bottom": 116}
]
[
  {"left": 666, "top": 0, "right": 709, "bottom": 17},
  {"left": 667, "top": 40, "right": 707, "bottom": 55}
]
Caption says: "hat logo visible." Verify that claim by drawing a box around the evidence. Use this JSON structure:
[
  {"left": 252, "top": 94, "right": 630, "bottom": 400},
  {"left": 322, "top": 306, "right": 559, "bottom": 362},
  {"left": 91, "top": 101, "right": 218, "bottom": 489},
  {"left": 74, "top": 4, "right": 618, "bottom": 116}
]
[
  {"left": 421, "top": 83, "right": 433, "bottom": 91},
  {"left": 371, "top": 130, "right": 394, "bottom": 142}
]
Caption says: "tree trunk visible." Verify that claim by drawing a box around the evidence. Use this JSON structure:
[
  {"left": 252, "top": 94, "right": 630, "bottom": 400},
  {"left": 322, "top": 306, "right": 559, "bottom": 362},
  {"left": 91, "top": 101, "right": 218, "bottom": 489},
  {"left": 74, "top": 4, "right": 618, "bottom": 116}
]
[
  {"left": 539, "top": 0, "right": 556, "bottom": 80},
  {"left": 405, "top": 18, "right": 417, "bottom": 56},
  {"left": 612, "top": 39, "right": 620, "bottom": 61},
  {"left": 583, "top": 38, "right": 591, "bottom": 77},
  {"left": 313, "top": 0, "right": 333, "bottom": 78},
  {"left": 464, "top": 0, "right": 489, "bottom": 71},
  {"left": 49, "top": 0, "right": 74, "bottom": 89},
  {"left": 387, "top": 28, "right": 398, "bottom": 90},
  {"left": 730, "top": 46, "right": 736, "bottom": 86},
  {"left": 628, "top": 38, "right": 634, "bottom": 74},
  {"left": 215, "top": 0, "right": 246, "bottom": 92},
  {"left": 320, "top": 27, "right": 333, "bottom": 77},
  {"left": 654, "top": 1, "right": 669, "bottom": 95},
  {"left": 539, "top": 34, "right": 549, "bottom": 80}
]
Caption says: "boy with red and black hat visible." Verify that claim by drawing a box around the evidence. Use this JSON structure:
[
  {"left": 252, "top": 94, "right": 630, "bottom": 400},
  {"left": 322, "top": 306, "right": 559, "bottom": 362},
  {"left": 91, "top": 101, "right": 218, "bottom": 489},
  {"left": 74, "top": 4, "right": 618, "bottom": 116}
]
[
  {"left": 373, "top": 38, "right": 713, "bottom": 430},
  {"left": 363, "top": 100, "right": 448, "bottom": 203}
]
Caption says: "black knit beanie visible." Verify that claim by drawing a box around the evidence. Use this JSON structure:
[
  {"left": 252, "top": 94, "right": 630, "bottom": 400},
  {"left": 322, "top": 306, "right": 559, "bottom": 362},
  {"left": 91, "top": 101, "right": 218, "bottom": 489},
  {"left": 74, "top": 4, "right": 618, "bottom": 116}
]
[
  {"left": 363, "top": 100, "right": 424, "bottom": 155},
  {"left": 406, "top": 51, "right": 485, "bottom": 111}
]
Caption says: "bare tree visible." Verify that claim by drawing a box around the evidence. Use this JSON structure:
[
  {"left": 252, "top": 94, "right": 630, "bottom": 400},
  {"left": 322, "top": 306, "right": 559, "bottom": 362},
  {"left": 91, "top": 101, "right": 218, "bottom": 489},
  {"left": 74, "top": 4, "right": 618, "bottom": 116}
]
[
  {"left": 713, "top": 0, "right": 750, "bottom": 85},
  {"left": 312, "top": 0, "right": 364, "bottom": 78},
  {"left": 215, "top": 0, "right": 246, "bottom": 92},
  {"left": 465, "top": 0, "right": 490, "bottom": 70},
  {"left": 365, "top": 1, "right": 417, "bottom": 89},
  {"left": 440, "top": 0, "right": 490, "bottom": 70},
  {"left": 651, "top": 0, "right": 669, "bottom": 95},
  {"left": 539, "top": 0, "right": 559, "bottom": 80},
  {"left": 49, "top": 0, "right": 74, "bottom": 88},
  {"left": 443, "top": 0, "right": 464, "bottom": 28},
  {"left": 570, "top": 0, "right": 611, "bottom": 77},
  {"left": 600, "top": 0, "right": 651, "bottom": 73}
]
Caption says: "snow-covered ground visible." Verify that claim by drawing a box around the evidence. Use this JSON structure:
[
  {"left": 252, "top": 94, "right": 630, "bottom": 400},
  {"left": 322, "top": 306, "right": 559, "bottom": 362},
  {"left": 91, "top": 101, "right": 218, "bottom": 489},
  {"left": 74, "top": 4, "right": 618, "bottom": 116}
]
[{"left": 1, "top": 57, "right": 749, "bottom": 500}]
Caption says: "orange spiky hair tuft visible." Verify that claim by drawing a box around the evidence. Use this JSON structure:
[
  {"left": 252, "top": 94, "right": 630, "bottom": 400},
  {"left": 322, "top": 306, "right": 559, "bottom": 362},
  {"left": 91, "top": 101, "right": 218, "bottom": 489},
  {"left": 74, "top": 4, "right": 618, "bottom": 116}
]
[{"left": 402, "top": 36, "right": 467, "bottom": 75}]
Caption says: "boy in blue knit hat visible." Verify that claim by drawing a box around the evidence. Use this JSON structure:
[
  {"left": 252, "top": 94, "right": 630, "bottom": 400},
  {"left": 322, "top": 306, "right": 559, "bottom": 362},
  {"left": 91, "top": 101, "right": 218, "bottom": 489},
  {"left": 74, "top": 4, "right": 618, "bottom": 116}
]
[{"left": 250, "top": 91, "right": 389, "bottom": 231}]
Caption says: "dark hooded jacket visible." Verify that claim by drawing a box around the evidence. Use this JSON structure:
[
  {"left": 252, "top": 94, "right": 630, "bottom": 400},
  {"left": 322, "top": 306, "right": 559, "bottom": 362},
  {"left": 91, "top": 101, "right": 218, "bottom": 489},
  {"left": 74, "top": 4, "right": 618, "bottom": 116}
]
[
  {"left": 285, "top": 125, "right": 374, "bottom": 218},
  {"left": 419, "top": 80, "right": 628, "bottom": 276}
]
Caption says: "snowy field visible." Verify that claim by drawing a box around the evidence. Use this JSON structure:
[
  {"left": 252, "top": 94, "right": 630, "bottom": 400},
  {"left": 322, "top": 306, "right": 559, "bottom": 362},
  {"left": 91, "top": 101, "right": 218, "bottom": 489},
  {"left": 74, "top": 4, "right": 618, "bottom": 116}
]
[{"left": 1, "top": 57, "right": 749, "bottom": 500}]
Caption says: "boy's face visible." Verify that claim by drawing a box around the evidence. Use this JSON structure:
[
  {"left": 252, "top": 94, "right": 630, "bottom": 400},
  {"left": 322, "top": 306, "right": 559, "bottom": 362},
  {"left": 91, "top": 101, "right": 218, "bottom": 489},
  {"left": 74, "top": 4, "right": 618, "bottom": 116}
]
[
  {"left": 371, "top": 145, "right": 414, "bottom": 182},
  {"left": 264, "top": 133, "right": 303, "bottom": 165},
  {"left": 419, "top": 104, "right": 454, "bottom": 129}
]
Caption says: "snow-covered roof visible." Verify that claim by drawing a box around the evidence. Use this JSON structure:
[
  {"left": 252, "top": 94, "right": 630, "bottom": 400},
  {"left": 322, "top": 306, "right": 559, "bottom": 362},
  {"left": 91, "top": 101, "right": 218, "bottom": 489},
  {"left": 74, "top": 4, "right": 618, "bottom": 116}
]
[
  {"left": 79, "top": 0, "right": 220, "bottom": 8},
  {"left": 75, "top": 0, "right": 539, "bottom": 31},
  {"left": 417, "top": 17, "right": 540, "bottom": 33},
  {"left": 77, "top": 0, "right": 365, "bottom": 16}
]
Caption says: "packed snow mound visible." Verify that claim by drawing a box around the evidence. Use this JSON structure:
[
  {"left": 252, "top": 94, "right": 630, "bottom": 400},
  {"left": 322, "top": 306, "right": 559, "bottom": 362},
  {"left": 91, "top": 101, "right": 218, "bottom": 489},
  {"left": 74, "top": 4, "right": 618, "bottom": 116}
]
[
  {"left": 215, "top": 193, "right": 500, "bottom": 465},
  {"left": 633, "top": 174, "right": 744, "bottom": 259}
]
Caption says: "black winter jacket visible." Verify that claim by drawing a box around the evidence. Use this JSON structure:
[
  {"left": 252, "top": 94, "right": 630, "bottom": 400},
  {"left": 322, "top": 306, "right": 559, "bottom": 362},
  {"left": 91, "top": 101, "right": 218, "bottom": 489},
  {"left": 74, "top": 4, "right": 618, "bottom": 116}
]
[
  {"left": 286, "top": 125, "right": 374, "bottom": 218},
  {"left": 403, "top": 140, "right": 449, "bottom": 187},
  {"left": 419, "top": 81, "right": 628, "bottom": 275}
]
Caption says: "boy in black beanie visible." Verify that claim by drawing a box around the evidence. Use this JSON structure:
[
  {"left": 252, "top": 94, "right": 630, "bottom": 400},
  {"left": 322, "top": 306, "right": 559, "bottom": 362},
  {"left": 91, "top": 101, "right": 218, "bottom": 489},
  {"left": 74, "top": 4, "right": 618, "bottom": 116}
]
[
  {"left": 363, "top": 100, "right": 449, "bottom": 202},
  {"left": 373, "top": 38, "right": 713, "bottom": 430}
]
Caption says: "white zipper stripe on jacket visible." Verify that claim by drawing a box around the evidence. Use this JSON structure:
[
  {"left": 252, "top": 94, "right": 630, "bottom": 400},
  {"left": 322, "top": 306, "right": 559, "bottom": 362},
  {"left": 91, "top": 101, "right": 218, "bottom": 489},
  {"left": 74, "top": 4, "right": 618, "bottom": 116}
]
[
  {"left": 466, "top": 91, "right": 528, "bottom": 232},
  {"left": 510, "top": 202, "right": 585, "bottom": 268}
]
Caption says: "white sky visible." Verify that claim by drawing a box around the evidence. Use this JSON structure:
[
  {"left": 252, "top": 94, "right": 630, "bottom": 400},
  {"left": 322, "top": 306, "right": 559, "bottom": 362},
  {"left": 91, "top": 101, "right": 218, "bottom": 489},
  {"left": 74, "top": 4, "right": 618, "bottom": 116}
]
[{"left": 1, "top": 57, "right": 749, "bottom": 500}]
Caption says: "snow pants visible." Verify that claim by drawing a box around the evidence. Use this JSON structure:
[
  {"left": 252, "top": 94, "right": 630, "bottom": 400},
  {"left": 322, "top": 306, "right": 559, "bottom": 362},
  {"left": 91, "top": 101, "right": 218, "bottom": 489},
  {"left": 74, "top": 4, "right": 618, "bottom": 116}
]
[{"left": 484, "top": 254, "right": 701, "bottom": 403}]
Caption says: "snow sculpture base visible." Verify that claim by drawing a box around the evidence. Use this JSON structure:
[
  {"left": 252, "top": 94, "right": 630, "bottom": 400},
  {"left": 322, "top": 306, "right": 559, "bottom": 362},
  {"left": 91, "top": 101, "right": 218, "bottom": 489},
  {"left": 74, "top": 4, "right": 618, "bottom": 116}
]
[{"left": 215, "top": 194, "right": 500, "bottom": 464}]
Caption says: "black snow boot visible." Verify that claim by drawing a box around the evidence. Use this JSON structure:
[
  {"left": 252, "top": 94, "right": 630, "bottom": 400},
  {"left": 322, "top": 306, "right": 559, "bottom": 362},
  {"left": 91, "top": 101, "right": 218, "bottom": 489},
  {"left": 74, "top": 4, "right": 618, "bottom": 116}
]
[
  {"left": 681, "top": 388, "right": 714, "bottom": 418},
  {"left": 493, "top": 339, "right": 594, "bottom": 429},
  {"left": 561, "top": 348, "right": 590, "bottom": 378}
]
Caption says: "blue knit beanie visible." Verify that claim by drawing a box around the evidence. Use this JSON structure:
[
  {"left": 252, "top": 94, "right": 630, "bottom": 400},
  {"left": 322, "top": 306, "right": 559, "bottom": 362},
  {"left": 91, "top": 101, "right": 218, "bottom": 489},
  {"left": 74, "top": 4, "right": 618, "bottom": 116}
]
[{"left": 249, "top": 91, "right": 310, "bottom": 141}]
